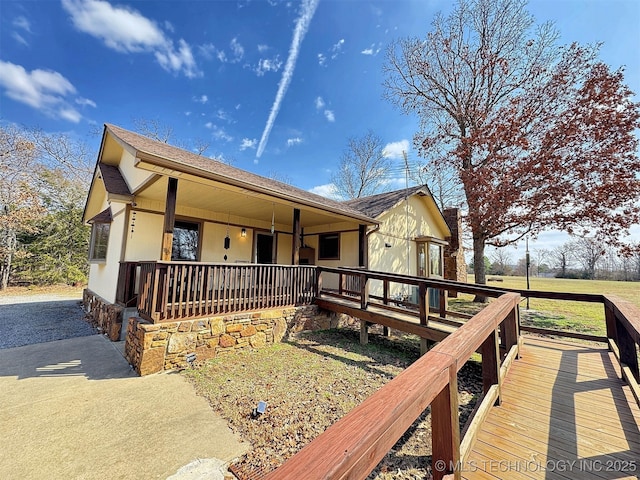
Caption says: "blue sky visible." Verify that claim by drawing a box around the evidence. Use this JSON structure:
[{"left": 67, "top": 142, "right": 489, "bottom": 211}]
[{"left": 1, "top": 0, "right": 639, "bottom": 255}]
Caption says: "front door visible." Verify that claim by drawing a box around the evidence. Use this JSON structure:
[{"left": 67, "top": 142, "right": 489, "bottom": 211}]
[{"left": 256, "top": 232, "right": 275, "bottom": 264}]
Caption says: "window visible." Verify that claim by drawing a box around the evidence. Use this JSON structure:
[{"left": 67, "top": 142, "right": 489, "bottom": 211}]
[
  {"left": 318, "top": 233, "right": 340, "bottom": 260},
  {"left": 416, "top": 237, "right": 445, "bottom": 278},
  {"left": 89, "top": 223, "right": 110, "bottom": 262},
  {"left": 429, "top": 243, "right": 443, "bottom": 277},
  {"left": 172, "top": 220, "right": 200, "bottom": 261}
]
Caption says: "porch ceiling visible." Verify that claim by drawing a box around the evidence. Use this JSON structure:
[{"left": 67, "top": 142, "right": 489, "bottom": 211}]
[{"left": 136, "top": 176, "right": 362, "bottom": 228}]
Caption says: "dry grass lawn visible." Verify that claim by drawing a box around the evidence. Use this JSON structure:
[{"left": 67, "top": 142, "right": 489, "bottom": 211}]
[{"left": 185, "top": 327, "right": 482, "bottom": 479}]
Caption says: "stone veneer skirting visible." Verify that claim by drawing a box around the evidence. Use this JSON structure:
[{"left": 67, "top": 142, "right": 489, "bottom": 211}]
[
  {"left": 83, "top": 289, "right": 123, "bottom": 341},
  {"left": 124, "top": 305, "right": 345, "bottom": 375}
]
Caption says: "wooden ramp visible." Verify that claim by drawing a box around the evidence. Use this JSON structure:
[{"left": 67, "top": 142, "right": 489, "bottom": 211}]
[{"left": 463, "top": 337, "right": 640, "bottom": 480}]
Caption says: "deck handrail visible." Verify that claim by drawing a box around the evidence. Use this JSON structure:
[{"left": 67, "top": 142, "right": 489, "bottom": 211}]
[
  {"left": 136, "top": 261, "right": 316, "bottom": 322},
  {"left": 263, "top": 292, "right": 521, "bottom": 480}
]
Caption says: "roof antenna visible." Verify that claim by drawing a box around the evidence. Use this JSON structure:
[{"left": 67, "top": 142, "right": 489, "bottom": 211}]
[{"left": 403, "top": 151, "right": 410, "bottom": 276}]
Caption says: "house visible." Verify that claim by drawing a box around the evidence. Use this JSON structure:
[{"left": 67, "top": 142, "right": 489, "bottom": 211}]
[
  {"left": 82, "top": 123, "right": 463, "bottom": 373},
  {"left": 344, "top": 186, "right": 466, "bottom": 302}
]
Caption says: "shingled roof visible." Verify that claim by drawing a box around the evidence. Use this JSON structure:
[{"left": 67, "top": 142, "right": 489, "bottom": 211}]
[
  {"left": 98, "top": 162, "right": 131, "bottom": 196},
  {"left": 343, "top": 185, "right": 428, "bottom": 218},
  {"left": 105, "top": 124, "right": 376, "bottom": 224}
]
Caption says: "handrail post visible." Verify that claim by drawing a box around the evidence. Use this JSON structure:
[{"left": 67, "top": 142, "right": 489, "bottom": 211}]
[
  {"left": 431, "top": 364, "right": 461, "bottom": 480},
  {"left": 315, "top": 266, "right": 322, "bottom": 298},
  {"left": 481, "top": 327, "right": 502, "bottom": 405},
  {"left": 617, "top": 317, "right": 640, "bottom": 382},
  {"left": 605, "top": 303, "right": 618, "bottom": 347},
  {"left": 360, "top": 273, "right": 369, "bottom": 310},
  {"left": 503, "top": 306, "right": 520, "bottom": 358},
  {"left": 419, "top": 282, "right": 428, "bottom": 326}
]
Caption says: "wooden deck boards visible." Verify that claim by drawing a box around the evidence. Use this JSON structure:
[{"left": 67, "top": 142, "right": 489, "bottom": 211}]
[{"left": 463, "top": 337, "right": 640, "bottom": 480}]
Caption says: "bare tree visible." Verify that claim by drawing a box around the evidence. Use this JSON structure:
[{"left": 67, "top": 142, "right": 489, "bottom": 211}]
[
  {"left": 133, "top": 117, "right": 174, "bottom": 143},
  {"left": 490, "top": 248, "right": 512, "bottom": 275},
  {"left": 0, "top": 126, "right": 43, "bottom": 289},
  {"left": 267, "top": 170, "right": 293, "bottom": 185},
  {"left": 331, "top": 131, "right": 393, "bottom": 199},
  {"left": 411, "top": 160, "right": 465, "bottom": 210},
  {"left": 550, "top": 244, "right": 573, "bottom": 278},
  {"left": 571, "top": 237, "right": 604, "bottom": 280}
]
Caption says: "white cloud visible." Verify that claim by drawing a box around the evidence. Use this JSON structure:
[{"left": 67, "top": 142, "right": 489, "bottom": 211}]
[
  {"left": 287, "top": 137, "right": 302, "bottom": 147},
  {"left": 324, "top": 110, "right": 335, "bottom": 122},
  {"left": 185, "top": 111, "right": 192, "bottom": 116},
  {"left": 75, "top": 97, "right": 97, "bottom": 107},
  {"left": 205, "top": 123, "right": 233, "bottom": 142},
  {"left": 257, "top": 44, "right": 269, "bottom": 53},
  {"left": 361, "top": 43, "right": 381, "bottom": 56},
  {"left": 13, "top": 16, "right": 32, "bottom": 33},
  {"left": 0, "top": 60, "right": 86, "bottom": 123},
  {"left": 154, "top": 39, "right": 199, "bottom": 78},
  {"left": 315, "top": 96, "right": 325, "bottom": 110},
  {"left": 12, "top": 32, "right": 29, "bottom": 47},
  {"left": 61, "top": 0, "right": 200, "bottom": 77},
  {"left": 216, "top": 108, "right": 232, "bottom": 122},
  {"left": 201, "top": 37, "right": 244, "bottom": 64},
  {"left": 309, "top": 183, "right": 339, "bottom": 199},
  {"left": 198, "top": 43, "right": 216, "bottom": 60},
  {"left": 12, "top": 15, "right": 32, "bottom": 46},
  {"left": 382, "top": 139, "right": 410, "bottom": 159},
  {"left": 230, "top": 37, "right": 244, "bottom": 61},
  {"left": 164, "top": 20, "right": 174, "bottom": 32},
  {"left": 193, "top": 94, "right": 208, "bottom": 104},
  {"left": 240, "top": 138, "right": 257, "bottom": 150},
  {"left": 255, "top": 56, "right": 283, "bottom": 76},
  {"left": 331, "top": 38, "right": 345, "bottom": 59},
  {"left": 256, "top": 0, "right": 320, "bottom": 159},
  {"left": 317, "top": 53, "right": 326, "bottom": 66}
]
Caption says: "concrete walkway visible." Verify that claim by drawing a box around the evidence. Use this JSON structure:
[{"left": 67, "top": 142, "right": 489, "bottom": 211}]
[{"left": 0, "top": 335, "right": 249, "bottom": 479}]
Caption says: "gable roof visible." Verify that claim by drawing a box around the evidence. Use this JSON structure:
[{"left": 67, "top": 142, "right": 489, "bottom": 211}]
[
  {"left": 104, "top": 124, "right": 376, "bottom": 224},
  {"left": 343, "top": 185, "right": 428, "bottom": 218}
]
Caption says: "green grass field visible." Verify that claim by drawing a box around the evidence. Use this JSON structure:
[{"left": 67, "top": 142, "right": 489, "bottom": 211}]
[{"left": 452, "top": 276, "right": 639, "bottom": 337}]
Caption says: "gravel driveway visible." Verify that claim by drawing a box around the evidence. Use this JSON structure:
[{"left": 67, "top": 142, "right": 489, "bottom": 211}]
[{"left": 0, "top": 292, "right": 97, "bottom": 349}]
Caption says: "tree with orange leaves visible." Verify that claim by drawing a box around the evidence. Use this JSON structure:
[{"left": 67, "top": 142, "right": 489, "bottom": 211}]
[{"left": 384, "top": 0, "right": 640, "bottom": 298}]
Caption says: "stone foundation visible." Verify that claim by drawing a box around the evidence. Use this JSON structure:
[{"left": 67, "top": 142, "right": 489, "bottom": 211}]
[
  {"left": 83, "top": 289, "right": 123, "bottom": 341},
  {"left": 125, "top": 305, "right": 347, "bottom": 375}
]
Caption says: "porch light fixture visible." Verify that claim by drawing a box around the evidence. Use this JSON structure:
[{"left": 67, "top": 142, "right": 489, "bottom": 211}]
[{"left": 241, "top": 228, "right": 247, "bottom": 237}]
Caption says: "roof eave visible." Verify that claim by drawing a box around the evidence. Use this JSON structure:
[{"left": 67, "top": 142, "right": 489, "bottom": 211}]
[{"left": 134, "top": 151, "right": 378, "bottom": 226}]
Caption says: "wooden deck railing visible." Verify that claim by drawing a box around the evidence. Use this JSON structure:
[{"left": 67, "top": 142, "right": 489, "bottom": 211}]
[
  {"left": 115, "top": 261, "right": 140, "bottom": 307},
  {"left": 263, "top": 290, "right": 522, "bottom": 480},
  {"left": 136, "top": 262, "right": 316, "bottom": 322},
  {"left": 268, "top": 266, "right": 639, "bottom": 480}
]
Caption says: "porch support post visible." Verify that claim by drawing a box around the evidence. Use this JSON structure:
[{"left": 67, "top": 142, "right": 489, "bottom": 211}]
[
  {"left": 358, "top": 224, "right": 367, "bottom": 268},
  {"left": 292, "top": 208, "right": 301, "bottom": 265},
  {"left": 161, "top": 177, "right": 178, "bottom": 261}
]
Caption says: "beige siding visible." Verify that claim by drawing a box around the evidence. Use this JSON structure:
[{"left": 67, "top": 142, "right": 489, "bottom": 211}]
[
  {"left": 201, "top": 222, "right": 252, "bottom": 263},
  {"left": 87, "top": 201, "right": 127, "bottom": 303},
  {"left": 366, "top": 195, "right": 448, "bottom": 298},
  {"left": 123, "top": 211, "right": 163, "bottom": 261},
  {"left": 276, "top": 233, "right": 292, "bottom": 264},
  {"left": 83, "top": 176, "right": 107, "bottom": 223},
  {"left": 118, "top": 149, "right": 155, "bottom": 193}
]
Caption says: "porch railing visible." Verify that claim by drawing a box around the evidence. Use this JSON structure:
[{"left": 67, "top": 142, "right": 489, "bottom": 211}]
[{"left": 136, "top": 261, "right": 317, "bottom": 322}]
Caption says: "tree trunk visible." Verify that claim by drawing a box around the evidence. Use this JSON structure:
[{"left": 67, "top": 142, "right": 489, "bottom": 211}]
[{"left": 472, "top": 234, "right": 488, "bottom": 303}]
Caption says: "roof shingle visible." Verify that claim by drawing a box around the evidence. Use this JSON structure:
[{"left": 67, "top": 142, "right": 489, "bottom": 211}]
[
  {"left": 343, "top": 185, "right": 427, "bottom": 218},
  {"left": 105, "top": 123, "right": 374, "bottom": 223}
]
